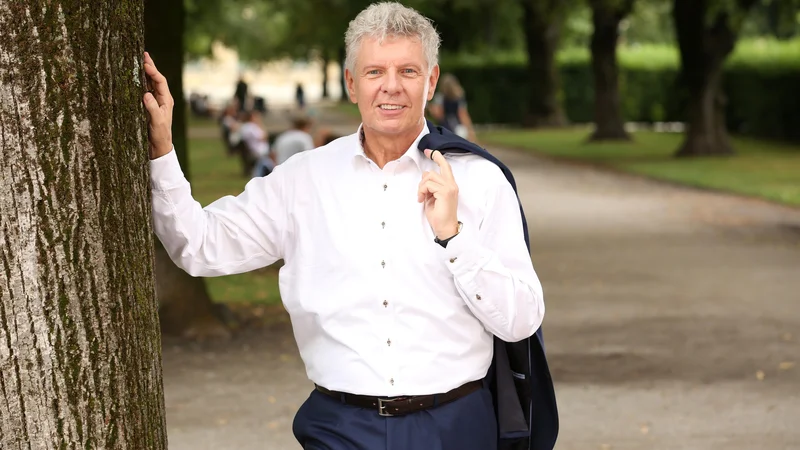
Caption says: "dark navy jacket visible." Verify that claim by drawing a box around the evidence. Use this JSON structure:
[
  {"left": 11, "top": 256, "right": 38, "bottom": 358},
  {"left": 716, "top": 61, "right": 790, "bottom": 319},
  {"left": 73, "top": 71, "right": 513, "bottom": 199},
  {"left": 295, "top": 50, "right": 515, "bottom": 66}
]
[{"left": 418, "top": 121, "right": 559, "bottom": 450}]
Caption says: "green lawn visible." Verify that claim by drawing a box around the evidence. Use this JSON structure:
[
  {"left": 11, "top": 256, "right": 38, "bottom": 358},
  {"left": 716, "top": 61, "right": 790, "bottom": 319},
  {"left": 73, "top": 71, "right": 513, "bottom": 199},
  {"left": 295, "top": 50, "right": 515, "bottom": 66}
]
[
  {"left": 188, "top": 133, "right": 283, "bottom": 306},
  {"left": 478, "top": 129, "right": 800, "bottom": 207},
  {"left": 332, "top": 101, "right": 362, "bottom": 119}
]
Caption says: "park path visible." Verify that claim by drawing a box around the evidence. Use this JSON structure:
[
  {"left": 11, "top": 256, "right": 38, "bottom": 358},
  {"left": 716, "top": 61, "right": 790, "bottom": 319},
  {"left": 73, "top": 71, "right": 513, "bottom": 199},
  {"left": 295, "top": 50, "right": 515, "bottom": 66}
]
[{"left": 165, "top": 106, "right": 800, "bottom": 450}]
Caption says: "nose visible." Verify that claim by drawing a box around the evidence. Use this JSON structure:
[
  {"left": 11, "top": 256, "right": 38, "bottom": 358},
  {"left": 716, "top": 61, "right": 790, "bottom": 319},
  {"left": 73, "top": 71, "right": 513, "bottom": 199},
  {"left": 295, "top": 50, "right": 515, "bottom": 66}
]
[{"left": 381, "top": 71, "right": 401, "bottom": 95}]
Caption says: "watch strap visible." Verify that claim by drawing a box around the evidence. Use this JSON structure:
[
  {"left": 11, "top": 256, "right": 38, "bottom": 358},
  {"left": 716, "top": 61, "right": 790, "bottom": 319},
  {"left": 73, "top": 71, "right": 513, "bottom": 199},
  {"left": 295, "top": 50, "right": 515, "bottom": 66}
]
[{"left": 434, "top": 221, "right": 463, "bottom": 248}]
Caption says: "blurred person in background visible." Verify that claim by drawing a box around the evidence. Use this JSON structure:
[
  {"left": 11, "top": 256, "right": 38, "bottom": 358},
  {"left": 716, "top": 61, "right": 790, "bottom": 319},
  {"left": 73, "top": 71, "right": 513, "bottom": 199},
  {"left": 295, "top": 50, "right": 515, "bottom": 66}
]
[
  {"left": 272, "top": 113, "right": 315, "bottom": 165},
  {"left": 295, "top": 82, "right": 306, "bottom": 110},
  {"left": 427, "top": 73, "right": 477, "bottom": 142},
  {"left": 219, "top": 101, "right": 242, "bottom": 155},
  {"left": 235, "top": 74, "right": 248, "bottom": 112},
  {"left": 238, "top": 110, "right": 272, "bottom": 177}
]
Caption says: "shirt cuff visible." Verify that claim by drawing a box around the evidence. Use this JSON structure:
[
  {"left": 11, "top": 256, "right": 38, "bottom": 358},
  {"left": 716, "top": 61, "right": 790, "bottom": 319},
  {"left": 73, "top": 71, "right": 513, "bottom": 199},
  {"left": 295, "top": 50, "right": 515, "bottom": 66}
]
[
  {"left": 149, "top": 148, "right": 186, "bottom": 191},
  {"left": 440, "top": 222, "right": 484, "bottom": 277}
]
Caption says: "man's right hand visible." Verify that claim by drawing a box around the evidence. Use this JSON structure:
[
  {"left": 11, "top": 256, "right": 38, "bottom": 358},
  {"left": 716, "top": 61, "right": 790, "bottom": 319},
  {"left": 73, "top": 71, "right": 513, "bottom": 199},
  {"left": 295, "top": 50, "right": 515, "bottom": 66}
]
[{"left": 143, "top": 52, "right": 174, "bottom": 160}]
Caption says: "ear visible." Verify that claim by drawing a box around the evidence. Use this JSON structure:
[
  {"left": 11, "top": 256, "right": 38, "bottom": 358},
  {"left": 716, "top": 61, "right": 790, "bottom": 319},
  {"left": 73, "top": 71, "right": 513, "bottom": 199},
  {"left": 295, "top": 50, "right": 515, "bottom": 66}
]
[
  {"left": 427, "top": 65, "right": 440, "bottom": 102},
  {"left": 345, "top": 68, "right": 358, "bottom": 104}
]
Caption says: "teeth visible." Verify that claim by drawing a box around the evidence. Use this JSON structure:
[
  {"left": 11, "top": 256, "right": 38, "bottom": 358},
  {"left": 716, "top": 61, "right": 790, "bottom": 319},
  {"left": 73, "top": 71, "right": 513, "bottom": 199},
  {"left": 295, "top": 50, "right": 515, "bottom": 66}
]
[{"left": 380, "top": 105, "right": 403, "bottom": 110}]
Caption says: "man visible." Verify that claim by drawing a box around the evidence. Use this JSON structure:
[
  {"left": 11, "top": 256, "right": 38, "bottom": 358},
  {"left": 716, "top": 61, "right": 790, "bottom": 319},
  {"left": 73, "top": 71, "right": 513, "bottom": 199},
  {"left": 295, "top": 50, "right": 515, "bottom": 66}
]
[
  {"left": 143, "top": 2, "right": 546, "bottom": 449},
  {"left": 235, "top": 75, "right": 248, "bottom": 112},
  {"left": 272, "top": 113, "right": 315, "bottom": 165}
]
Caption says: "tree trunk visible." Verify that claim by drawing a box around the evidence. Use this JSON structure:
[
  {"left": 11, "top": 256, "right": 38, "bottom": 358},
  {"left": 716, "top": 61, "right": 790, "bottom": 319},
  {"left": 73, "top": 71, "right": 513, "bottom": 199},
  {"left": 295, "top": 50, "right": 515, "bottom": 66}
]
[
  {"left": 0, "top": 2, "right": 166, "bottom": 449},
  {"left": 321, "top": 51, "right": 329, "bottom": 99},
  {"left": 520, "top": 0, "right": 567, "bottom": 127},
  {"left": 145, "top": 0, "right": 230, "bottom": 339},
  {"left": 145, "top": 0, "right": 187, "bottom": 178},
  {"left": 672, "top": 0, "right": 756, "bottom": 157},
  {"left": 338, "top": 46, "right": 348, "bottom": 103},
  {"left": 589, "top": 0, "right": 633, "bottom": 141}
]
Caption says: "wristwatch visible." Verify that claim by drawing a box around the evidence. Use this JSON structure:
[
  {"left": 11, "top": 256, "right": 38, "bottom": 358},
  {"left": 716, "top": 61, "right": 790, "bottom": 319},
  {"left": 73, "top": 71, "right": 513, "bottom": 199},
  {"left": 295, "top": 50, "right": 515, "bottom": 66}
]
[{"left": 434, "top": 221, "right": 463, "bottom": 248}]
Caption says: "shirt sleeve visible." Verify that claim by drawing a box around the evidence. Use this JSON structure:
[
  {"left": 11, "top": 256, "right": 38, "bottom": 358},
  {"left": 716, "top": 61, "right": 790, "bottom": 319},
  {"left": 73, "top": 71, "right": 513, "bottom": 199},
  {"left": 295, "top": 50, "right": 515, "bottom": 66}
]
[
  {"left": 437, "top": 174, "right": 545, "bottom": 343},
  {"left": 150, "top": 149, "right": 287, "bottom": 277}
]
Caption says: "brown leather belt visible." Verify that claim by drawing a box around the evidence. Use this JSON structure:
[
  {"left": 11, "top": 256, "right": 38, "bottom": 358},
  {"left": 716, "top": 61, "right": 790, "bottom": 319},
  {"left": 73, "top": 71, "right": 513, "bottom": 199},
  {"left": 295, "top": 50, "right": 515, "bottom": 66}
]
[{"left": 314, "top": 380, "right": 483, "bottom": 417}]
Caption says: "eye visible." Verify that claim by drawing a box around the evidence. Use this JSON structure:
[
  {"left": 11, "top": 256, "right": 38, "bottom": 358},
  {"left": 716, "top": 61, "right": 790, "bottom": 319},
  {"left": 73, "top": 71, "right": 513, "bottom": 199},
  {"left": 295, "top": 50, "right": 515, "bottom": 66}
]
[{"left": 367, "top": 69, "right": 381, "bottom": 75}]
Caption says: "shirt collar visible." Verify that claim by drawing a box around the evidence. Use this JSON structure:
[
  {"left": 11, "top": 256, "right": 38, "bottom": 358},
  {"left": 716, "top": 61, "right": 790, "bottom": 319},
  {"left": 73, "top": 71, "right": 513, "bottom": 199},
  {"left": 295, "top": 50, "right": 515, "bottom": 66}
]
[{"left": 352, "top": 122, "right": 429, "bottom": 172}]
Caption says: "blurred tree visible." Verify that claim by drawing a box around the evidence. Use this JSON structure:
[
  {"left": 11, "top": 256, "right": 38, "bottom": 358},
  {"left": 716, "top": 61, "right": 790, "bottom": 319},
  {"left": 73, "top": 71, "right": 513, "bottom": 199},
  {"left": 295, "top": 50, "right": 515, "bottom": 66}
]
[
  {"left": 520, "top": 0, "right": 570, "bottom": 127},
  {"left": 421, "top": 0, "right": 525, "bottom": 54},
  {"left": 562, "top": 3, "right": 595, "bottom": 47},
  {"left": 0, "top": 1, "right": 166, "bottom": 447},
  {"left": 588, "top": 0, "right": 636, "bottom": 141},
  {"left": 146, "top": 0, "right": 231, "bottom": 339},
  {"left": 672, "top": 0, "right": 759, "bottom": 156},
  {"left": 621, "top": 0, "right": 675, "bottom": 43},
  {"left": 741, "top": 0, "right": 800, "bottom": 38}
]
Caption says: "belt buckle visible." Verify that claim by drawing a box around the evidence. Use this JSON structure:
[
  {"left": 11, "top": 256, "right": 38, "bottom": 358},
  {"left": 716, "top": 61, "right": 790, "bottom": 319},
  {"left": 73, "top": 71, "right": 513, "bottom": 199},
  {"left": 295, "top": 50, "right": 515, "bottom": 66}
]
[{"left": 377, "top": 398, "right": 394, "bottom": 417}]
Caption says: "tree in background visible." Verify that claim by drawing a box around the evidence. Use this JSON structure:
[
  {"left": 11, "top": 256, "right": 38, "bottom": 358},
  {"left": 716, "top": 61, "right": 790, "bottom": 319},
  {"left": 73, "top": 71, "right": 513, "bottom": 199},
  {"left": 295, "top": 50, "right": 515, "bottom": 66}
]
[
  {"left": 588, "top": 0, "right": 636, "bottom": 141},
  {"left": 520, "top": 0, "right": 569, "bottom": 127},
  {"left": 671, "top": 0, "right": 759, "bottom": 156},
  {"left": 741, "top": 0, "right": 800, "bottom": 39},
  {"left": 146, "top": 0, "right": 231, "bottom": 339},
  {"left": 0, "top": 1, "right": 166, "bottom": 447}
]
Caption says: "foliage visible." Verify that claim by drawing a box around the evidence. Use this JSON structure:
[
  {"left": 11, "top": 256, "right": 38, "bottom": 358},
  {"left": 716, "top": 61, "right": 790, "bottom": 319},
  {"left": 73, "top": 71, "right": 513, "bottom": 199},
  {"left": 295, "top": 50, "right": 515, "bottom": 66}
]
[
  {"left": 183, "top": 0, "right": 799, "bottom": 63},
  {"left": 741, "top": 0, "right": 800, "bottom": 38},
  {"left": 185, "top": 0, "right": 290, "bottom": 61},
  {"left": 442, "top": 38, "right": 800, "bottom": 141},
  {"left": 478, "top": 129, "right": 800, "bottom": 206}
]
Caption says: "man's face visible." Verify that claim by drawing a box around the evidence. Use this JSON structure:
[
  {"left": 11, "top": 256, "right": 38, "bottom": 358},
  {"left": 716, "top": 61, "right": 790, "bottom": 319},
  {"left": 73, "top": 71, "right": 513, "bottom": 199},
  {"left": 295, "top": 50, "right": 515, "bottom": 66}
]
[{"left": 346, "top": 36, "right": 439, "bottom": 137}]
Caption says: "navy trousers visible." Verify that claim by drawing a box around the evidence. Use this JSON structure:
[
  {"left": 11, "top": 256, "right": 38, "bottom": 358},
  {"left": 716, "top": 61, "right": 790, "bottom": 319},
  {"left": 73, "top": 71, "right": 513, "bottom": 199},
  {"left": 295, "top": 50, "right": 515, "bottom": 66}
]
[{"left": 292, "top": 385, "right": 498, "bottom": 450}]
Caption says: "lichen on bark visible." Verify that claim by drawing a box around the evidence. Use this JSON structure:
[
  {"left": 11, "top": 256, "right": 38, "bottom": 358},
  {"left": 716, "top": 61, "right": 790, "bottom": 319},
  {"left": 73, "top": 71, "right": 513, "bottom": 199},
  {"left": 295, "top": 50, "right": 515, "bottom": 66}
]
[{"left": 0, "top": 1, "right": 167, "bottom": 449}]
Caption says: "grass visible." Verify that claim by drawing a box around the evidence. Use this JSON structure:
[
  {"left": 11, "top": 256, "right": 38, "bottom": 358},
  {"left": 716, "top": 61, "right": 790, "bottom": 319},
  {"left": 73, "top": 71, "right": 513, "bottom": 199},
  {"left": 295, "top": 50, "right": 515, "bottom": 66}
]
[
  {"left": 332, "top": 101, "right": 362, "bottom": 119},
  {"left": 478, "top": 128, "right": 800, "bottom": 207},
  {"left": 188, "top": 132, "right": 283, "bottom": 306}
]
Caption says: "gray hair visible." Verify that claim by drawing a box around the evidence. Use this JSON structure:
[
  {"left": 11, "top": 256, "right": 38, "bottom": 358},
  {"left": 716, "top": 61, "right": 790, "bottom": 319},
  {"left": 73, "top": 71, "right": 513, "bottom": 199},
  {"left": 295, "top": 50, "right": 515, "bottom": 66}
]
[{"left": 344, "top": 2, "right": 441, "bottom": 74}]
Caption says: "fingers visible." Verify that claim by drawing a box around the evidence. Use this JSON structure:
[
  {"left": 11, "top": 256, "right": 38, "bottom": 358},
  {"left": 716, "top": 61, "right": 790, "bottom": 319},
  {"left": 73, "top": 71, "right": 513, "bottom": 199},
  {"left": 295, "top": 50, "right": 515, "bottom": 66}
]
[
  {"left": 417, "top": 179, "right": 446, "bottom": 203},
  {"left": 143, "top": 92, "right": 160, "bottom": 116},
  {"left": 421, "top": 170, "right": 446, "bottom": 185},
  {"left": 143, "top": 52, "right": 173, "bottom": 107},
  {"left": 423, "top": 149, "right": 455, "bottom": 181}
]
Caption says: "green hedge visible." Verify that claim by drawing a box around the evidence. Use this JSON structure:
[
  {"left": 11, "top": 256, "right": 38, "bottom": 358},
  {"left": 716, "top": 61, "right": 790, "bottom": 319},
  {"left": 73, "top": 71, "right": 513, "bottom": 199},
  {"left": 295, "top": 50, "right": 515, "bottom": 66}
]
[{"left": 441, "top": 41, "right": 800, "bottom": 142}]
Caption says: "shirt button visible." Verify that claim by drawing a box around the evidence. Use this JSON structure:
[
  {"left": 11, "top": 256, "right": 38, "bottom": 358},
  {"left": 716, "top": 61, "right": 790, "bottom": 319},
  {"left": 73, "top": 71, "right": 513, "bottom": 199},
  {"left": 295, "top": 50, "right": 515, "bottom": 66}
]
[
  {"left": 381, "top": 221, "right": 386, "bottom": 229},
  {"left": 387, "top": 338, "right": 391, "bottom": 346},
  {"left": 390, "top": 378, "right": 394, "bottom": 385},
  {"left": 381, "top": 260, "right": 386, "bottom": 268},
  {"left": 383, "top": 300, "right": 389, "bottom": 307},
  {"left": 476, "top": 294, "right": 482, "bottom": 300},
  {"left": 383, "top": 183, "right": 388, "bottom": 191},
  {"left": 449, "top": 257, "right": 457, "bottom": 263}
]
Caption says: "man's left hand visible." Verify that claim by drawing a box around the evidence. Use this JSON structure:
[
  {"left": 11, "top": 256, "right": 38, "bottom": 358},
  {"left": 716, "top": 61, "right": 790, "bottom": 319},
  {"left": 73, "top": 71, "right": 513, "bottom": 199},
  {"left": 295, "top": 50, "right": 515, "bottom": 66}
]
[{"left": 418, "top": 149, "right": 460, "bottom": 239}]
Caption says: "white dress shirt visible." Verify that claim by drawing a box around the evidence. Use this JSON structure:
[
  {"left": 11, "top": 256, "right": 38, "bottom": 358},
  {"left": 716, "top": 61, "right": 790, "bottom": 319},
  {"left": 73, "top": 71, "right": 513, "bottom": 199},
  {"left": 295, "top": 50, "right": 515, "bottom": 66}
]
[{"left": 150, "top": 123, "right": 545, "bottom": 396}]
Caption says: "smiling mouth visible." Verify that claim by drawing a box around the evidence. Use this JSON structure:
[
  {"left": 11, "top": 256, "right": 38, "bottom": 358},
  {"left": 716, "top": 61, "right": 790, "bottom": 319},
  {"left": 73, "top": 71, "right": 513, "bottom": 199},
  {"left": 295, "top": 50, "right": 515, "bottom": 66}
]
[{"left": 378, "top": 104, "right": 405, "bottom": 110}]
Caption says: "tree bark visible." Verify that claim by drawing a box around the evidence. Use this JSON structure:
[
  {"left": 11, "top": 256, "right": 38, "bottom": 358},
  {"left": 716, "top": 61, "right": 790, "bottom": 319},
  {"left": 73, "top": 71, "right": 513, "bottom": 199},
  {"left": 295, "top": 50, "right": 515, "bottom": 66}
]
[
  {"left": 145, "top": 0, "right": 230, "bottom": 339},
  {"left": 589, "top": 0, "right": 633, "bottom": 141},
  {"left": 0, "top": 2, "right": 167, "bottom": 449},
  {"left": 520, "top": 0, "right": 567, "bottom": 127},
  {"left": 672, "top": 0, "right": 757, "bottom": 157}
]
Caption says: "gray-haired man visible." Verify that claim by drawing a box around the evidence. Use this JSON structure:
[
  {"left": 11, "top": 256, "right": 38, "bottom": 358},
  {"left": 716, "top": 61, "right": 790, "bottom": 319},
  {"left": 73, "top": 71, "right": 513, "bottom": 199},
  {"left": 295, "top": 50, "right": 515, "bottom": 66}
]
[{"left": 144, "top": 2, "right": 547, "bottom": 449}]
